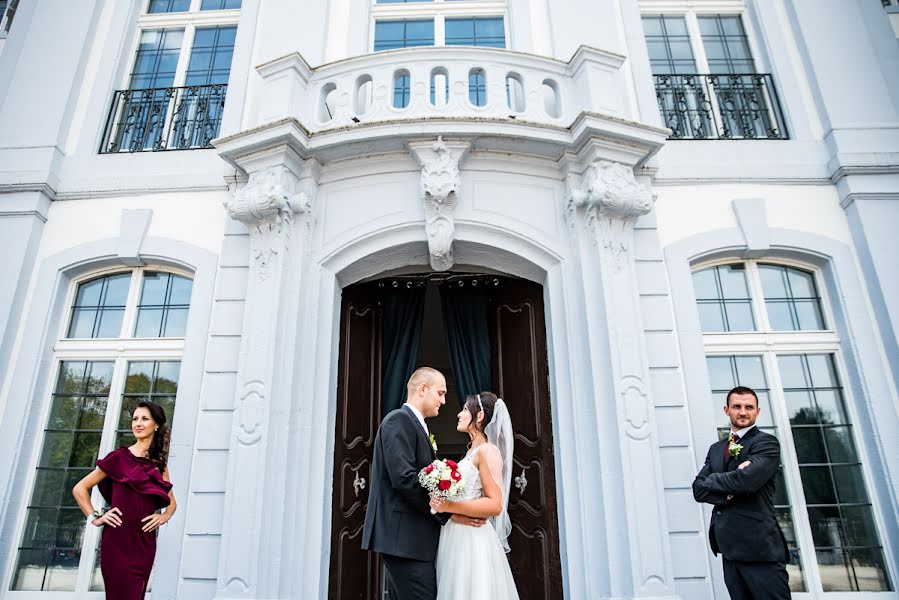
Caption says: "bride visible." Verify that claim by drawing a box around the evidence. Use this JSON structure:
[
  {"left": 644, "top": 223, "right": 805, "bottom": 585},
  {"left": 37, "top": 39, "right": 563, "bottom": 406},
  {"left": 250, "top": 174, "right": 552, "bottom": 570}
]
[{"left": 430, "top": 392, "right": 520, "bottom": 600}]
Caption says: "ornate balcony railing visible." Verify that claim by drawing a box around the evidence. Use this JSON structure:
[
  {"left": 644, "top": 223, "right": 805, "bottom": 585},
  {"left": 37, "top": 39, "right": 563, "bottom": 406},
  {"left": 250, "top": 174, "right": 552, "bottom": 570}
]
[
  {"left": 99, "top": 84, "right": 227, "bottom": 153},
  {"left": 653, "top": 73, "right": 788, "bottom": 140}
]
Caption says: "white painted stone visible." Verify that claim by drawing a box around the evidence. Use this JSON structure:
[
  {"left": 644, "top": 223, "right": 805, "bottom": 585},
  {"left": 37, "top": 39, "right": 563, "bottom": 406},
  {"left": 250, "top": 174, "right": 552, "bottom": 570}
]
[
  {"left": 191, "top": 451, "right": 230, "bottom": 493},
  {"left": 180, "top": 536, "right": 223, "bottom": 579},
  {"left": 663, "top": 489, "right": 704, "bottom": 534},
  {"left": 186, "top": 493, "right": 226, "bottom": 535}
]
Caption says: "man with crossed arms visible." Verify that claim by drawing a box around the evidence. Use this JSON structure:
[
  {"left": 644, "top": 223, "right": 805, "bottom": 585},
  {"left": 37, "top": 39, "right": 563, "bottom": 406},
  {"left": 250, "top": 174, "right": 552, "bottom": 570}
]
[{"left": 693, "top": 385, "right": 791, "bottom": 599}]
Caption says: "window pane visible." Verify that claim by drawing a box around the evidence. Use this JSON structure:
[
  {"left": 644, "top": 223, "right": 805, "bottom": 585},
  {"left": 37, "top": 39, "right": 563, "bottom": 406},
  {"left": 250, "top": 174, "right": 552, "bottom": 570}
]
[
  {"left": 697, "top": 302, "right": 725, "bottom": 332},
  {"left": 800, "top": 466, "right": 837, "bottom": 504},
  {"left": 723, "top": 301, "right": 754, "bottom": 331},
  {"left": 67, "top": 273, "right": 131, "bottom": 339},
  {"left": 824, "top": 426, "right": 858, "bottom": 463},
  {"left": 817, "top": 548, "right": 853, "bottom": 591},
  {"left": 200, "top": 0, "right": 242, "bottom": 8},
  {"left": 185, "top": 26, "right": 237, "bottom": 86},
  {"left": 129, "top": 29, "right": 184, "bottom": 90},
  {"left": 13, "top": 361, "right": 113, "bottom": 591},
  {"left": 375, "top": 19, "right": 434, "bottom": 51},
  {"left": 134, "top": 272, "right": 193, "bottom": 338},
  {"left": 791, "top": 427, "right": 827, "bottom": 464},
  {"left": 691, "top": 264, "right": 755, "bottom": 332},
  {"left": 698, "top": 15, "right": 755, "bottom": 74},
  {"left": 851, "top": 547, "right": 892, "bottom": 591},
  {"left": 641, "top": 15, "right": 697, "bottom": 75},
  {"left": 148, "top": 0, "right": 190, "bottom": 13},
  {"left": 760, "top": 264, "right": 825, "bottom": 331}
]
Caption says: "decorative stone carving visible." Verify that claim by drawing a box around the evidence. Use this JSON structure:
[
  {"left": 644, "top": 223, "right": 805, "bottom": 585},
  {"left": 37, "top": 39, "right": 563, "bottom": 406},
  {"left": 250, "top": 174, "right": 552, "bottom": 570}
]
[
  {"left": 235, "top": 380, "right": 266, "bottom": 445},
  {"left": 565, "top": 160, "right": 655, "bottom": 270},
  {"left": 225, "top": 167, "right": 316, "bottom": 281},
  {"left": 225, "top": 168, "right": 310, "bottom": 232},
  {"left": 409, "top": 136, "right": 470, "bottom": 271}
]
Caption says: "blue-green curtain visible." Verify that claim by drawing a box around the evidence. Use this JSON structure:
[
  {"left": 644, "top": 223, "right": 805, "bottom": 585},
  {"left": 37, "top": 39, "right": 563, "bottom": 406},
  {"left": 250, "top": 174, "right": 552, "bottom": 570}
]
[
  {"left": 381, "top": 285, "right": 426, "bottom": 417},
  {"left": 440, "top": 284, "right": 492, "bottom": 406}
]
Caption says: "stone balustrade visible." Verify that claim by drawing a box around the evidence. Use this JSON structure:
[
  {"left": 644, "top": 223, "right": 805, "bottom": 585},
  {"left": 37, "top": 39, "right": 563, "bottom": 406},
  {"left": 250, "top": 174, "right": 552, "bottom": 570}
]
[{"left": 255, "top": 45, "right": 629, "bottom": 132}]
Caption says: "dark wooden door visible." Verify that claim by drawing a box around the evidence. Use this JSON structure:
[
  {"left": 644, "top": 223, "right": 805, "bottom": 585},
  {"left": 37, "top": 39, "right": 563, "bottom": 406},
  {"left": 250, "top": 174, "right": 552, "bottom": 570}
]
[
  {"left": 490, "top": 280, "right": 564, "bottom": 600},
  {"left": 328, "top": 284, "right": 382, "bottom": 600}
]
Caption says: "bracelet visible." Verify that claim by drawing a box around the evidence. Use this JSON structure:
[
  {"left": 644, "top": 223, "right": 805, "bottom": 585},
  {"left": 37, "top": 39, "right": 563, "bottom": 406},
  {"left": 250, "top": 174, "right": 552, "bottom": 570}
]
[{"left": 90, "top": 508, "right": 106, "bottom": 521}]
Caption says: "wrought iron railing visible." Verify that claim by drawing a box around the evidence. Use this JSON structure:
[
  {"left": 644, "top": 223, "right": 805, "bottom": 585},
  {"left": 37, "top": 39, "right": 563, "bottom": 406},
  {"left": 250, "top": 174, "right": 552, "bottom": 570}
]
[
  {"left": 99, "top": 84, "right": 227, "bottom": 153},
  {"left": 653, "top": 73, "right": 788, "bottom": 140}
]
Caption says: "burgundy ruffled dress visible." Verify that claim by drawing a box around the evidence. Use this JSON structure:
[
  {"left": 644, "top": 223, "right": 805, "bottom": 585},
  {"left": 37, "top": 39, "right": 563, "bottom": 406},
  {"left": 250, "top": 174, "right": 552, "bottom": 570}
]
[{"left": 96, "top": 447, "right": 172, "bottom": 599}]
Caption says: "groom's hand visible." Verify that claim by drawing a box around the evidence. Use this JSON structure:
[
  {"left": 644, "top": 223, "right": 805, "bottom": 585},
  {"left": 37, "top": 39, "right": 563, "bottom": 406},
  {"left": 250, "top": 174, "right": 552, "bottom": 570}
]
[{"left": 450, "top": 514, "right": 486, "bottom": 527}]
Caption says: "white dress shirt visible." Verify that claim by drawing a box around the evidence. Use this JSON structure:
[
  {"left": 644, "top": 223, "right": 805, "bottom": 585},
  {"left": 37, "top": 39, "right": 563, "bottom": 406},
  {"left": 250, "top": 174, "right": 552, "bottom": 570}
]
[
  {"left": 403, "top": 402, "right": 429, "bottom": 436},
  {"left": 731, "top": 424, "right": 756, "bottom": 440}
]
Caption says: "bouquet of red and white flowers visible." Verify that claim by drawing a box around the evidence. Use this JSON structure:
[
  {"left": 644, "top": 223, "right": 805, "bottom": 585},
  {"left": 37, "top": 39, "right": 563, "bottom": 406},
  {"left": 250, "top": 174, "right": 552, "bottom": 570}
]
[{"left": 419, "top": 459, "right": 465, "bottom": 514}]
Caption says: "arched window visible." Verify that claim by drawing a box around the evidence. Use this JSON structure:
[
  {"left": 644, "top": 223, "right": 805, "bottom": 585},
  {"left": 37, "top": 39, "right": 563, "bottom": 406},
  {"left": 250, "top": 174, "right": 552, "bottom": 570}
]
[
  {"left": 11, "top": 267, "right": 193, "bottom": 592},
  {"left": 693, "top": 259, "right": 892, "bottom": 593}
]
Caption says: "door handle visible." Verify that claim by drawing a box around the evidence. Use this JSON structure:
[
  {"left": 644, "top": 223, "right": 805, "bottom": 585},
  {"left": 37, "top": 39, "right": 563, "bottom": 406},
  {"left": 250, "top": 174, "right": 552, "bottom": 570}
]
[
  {"left": 353, "top": 469, "right": 367, "bottom": 498},
  {"left": 514, "top": 468, "right": 528, "bottom": 495}
]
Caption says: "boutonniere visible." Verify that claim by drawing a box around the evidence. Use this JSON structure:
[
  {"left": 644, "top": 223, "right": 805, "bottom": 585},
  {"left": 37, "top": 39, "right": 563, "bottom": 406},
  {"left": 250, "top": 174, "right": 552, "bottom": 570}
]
[
  {"left": 429, "top": 433, "right": 438, "bottom": 454},
  {"left": 728, "top": 434, "right": 743, "bottom": 459}
]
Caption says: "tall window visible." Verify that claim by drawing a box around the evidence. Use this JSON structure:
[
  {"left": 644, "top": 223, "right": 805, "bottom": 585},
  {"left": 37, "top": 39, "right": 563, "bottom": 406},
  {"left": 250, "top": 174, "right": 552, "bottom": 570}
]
[
  {"left": 10, "top": 268, "right": 192, "bottom": 592},
  {"left": 640, "top": 11, "right": 787, "bottom": 139},
  {"left": 100, "top": 1, "right": 240, "bottom": 153},
  {"left": 0, "top": 0, "right": 18, "bottom": 36},
  {"left": 694, "top": 259, "right": 893, "bottom": 594}
]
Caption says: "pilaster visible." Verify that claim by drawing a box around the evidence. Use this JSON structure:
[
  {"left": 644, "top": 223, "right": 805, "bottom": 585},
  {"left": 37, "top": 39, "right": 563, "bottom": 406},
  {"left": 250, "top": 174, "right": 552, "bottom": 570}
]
[
  {"left": 214, "top": 145, "right": 319, "bottom": 599},
  {"left": 564, "top": 156, "right": 679, "bottom": 599}
]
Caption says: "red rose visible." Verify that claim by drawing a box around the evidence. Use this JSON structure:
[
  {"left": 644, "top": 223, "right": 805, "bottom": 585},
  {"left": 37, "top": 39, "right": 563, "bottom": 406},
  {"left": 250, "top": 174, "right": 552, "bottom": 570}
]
[
  {"left": 451, "top": 470, "right": 461, "bottom": 481},
  {"left": 445, "top": 460, "right": 458, "bottom": 469},
  {"left": 424, "top": 464, "right": 434, "bottom": 474},
  {"left": 438, "top": 479, "right": 451, "bottom": 491}
]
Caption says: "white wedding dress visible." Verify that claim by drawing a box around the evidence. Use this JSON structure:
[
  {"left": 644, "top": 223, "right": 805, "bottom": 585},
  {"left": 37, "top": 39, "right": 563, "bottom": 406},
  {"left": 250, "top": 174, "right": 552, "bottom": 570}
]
[{"left": 435, "top": 445, "right": 520, "bottom": 600}]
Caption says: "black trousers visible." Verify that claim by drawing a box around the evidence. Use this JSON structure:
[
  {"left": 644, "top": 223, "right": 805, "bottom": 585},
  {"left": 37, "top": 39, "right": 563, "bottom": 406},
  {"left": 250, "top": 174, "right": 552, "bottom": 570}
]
[
  {"left": 722, "top": 557, "right": 791, "bottom": 600},
  {"left": 381, "top": 553, "right": 437, "bottom": 600}
]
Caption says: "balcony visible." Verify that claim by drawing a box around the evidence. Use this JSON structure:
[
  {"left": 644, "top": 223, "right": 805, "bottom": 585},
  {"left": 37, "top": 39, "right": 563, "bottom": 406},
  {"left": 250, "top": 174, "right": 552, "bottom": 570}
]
[
  {"left": 215, "top": 46, "right": 669, "bottom": 165},
  {"left": 99, "top": 84, "right": 227, "bottom": 153},
  {"left": 653, "top": 73, "right": 788, "bottom": 140}
]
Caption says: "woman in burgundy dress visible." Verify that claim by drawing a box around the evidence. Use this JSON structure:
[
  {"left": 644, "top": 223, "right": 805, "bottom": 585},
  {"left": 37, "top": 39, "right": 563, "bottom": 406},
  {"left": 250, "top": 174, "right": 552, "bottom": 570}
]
[{"left": 73, "top": 401, "right": 176, "bottom": 599}]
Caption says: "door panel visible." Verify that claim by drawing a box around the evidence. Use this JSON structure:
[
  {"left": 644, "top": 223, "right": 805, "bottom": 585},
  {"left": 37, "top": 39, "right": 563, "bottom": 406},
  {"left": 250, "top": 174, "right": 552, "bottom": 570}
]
[
  {"left": 491, "top": 280, "right": 563, "bottom": 600},
  {"left": 328, "top": 285, "right": 382, "bottom": 600}
]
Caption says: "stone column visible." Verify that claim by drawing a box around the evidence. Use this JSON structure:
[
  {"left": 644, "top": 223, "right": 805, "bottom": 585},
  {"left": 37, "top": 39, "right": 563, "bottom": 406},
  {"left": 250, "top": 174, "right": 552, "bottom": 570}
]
[
  {"left": 565, "top": 159, "right": 679, "bottom": 599},
  {"left": 214, "top": 147, "right": 319, "bottom": 599}
]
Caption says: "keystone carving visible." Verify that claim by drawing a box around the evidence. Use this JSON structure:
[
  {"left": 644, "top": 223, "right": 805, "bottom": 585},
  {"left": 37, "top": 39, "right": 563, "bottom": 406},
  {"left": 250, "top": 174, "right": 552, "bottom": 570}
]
[{"left": 409, "top": 136, "right": 471, "bottom": 271}]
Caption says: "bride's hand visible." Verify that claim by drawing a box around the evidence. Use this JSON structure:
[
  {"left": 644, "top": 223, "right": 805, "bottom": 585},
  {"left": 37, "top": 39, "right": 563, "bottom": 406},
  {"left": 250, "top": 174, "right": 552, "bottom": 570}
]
[{"left": 430, "top": 497, "right": 448, "bottom": 513}]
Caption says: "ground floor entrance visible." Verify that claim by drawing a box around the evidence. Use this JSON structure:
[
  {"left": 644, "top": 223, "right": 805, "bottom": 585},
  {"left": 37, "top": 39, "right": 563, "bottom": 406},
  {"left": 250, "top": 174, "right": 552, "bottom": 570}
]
[{"left": 327, "top": 273, "right": 563, "bottom": 599}]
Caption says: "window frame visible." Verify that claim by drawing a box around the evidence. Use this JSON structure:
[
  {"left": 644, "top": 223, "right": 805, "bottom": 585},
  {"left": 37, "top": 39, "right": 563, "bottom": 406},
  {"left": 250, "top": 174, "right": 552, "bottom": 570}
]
[
  {"left": 369, "top": 0, "right": 509, "bottom": 51},
  {"left": 695, "top": 257, "right": 897, "bottom": 596},
  {"left": 121, "top": 0, "right": 242, "bottom": 93},
  {"left": 4, "top": 266, "right": 190, "bottom": 596},
  {"left": 638, "top": 1, "right": 768, "bottom": 76}
]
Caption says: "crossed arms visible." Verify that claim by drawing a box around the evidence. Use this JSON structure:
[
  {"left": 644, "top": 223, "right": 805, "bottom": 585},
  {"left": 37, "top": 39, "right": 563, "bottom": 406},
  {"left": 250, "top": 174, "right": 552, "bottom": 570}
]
[{"left": 692, "top": 434, "right": 780, "bottom": 505}]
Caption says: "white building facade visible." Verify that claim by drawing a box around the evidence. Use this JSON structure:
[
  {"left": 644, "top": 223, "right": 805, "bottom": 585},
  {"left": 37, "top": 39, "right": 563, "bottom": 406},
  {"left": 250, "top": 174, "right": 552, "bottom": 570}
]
[{"left": 0, "top": 1, "right": 897, "bottom": 599}]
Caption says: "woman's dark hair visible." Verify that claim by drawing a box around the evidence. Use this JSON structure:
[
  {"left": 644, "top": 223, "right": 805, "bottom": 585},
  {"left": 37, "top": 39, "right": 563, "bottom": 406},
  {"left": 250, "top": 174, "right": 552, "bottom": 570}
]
[
  {"left": 134, "top": 401, "right": 170, "bottom": 473},
  {"left": 463, "top": 391, "right": 498, "bottom": 434}
]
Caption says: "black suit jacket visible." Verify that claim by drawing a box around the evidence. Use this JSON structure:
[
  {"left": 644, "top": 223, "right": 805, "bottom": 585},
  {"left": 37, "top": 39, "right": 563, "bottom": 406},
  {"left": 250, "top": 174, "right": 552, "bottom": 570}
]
[
  {"left": 693, "top": 427, "right": 789, "bottom": 563},
  {"left": 361, "top": 406, "right": 447, "bottom": 561}
]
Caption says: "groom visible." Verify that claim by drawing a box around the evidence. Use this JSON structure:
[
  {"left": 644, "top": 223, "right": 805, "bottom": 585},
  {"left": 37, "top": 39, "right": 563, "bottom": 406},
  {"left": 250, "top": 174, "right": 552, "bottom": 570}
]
[{"left": 362, "top": 367, "right": 482, "bottom": 600}]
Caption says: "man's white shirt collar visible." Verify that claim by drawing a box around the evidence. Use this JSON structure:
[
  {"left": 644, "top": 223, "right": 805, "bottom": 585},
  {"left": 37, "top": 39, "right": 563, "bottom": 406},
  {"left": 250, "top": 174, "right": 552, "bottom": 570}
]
[
  {"left": 731, "top": 424, "right": 756, "bottom": 439},
  {"left": 404, "top": 402, "right": 429, "bottom": 436}
]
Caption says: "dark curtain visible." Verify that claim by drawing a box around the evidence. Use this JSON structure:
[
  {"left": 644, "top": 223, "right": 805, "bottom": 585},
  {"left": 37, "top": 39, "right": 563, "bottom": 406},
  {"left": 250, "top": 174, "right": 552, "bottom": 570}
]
[
  {"left": 439, "top": 284, "right": 492, "bottom": 407},
  {"left": 381, "top": 285, "right": 426, "bottom": 417}
]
